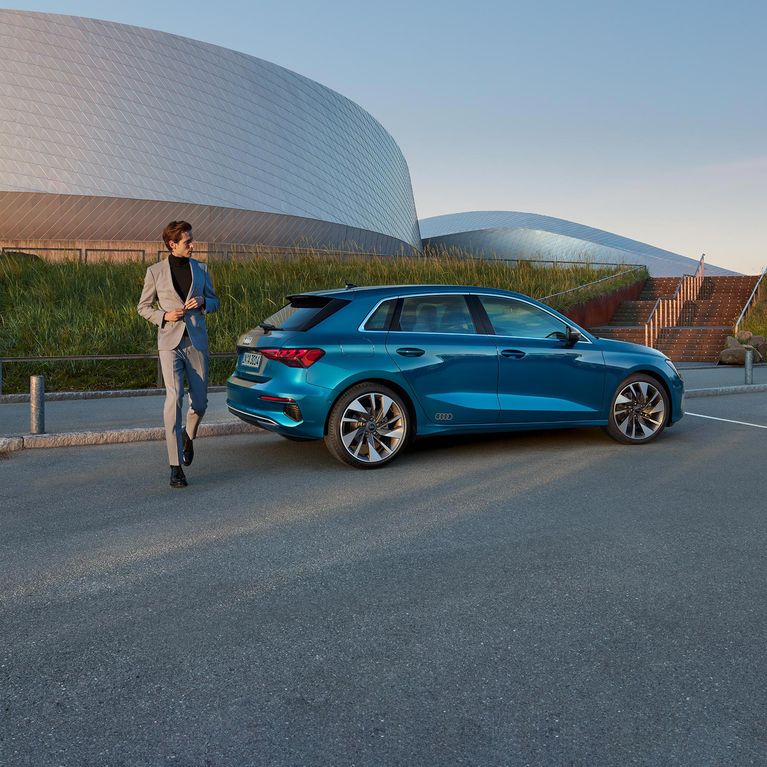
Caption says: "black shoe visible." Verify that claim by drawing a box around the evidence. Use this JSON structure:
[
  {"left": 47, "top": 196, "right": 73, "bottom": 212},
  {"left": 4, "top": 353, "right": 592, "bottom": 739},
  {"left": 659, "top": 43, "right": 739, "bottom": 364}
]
[
  {"left": 170, "top": 465, "right": 188, "bottom": 488},
  {"left": 182, "top": 430, "right": 194, "bottom": 467}
]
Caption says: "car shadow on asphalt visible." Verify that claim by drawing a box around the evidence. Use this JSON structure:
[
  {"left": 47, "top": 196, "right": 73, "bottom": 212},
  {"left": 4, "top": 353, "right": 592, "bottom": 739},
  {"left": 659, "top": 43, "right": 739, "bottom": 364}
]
[{"left": 408, "top": 425, "right": 612, "bottom": 456}]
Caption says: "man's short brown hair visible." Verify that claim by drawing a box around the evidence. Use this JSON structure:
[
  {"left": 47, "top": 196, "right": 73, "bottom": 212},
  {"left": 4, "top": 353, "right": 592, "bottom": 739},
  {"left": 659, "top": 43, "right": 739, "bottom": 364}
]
[{"left": 162, "top": 220, "right": 192, "bottom": 252}]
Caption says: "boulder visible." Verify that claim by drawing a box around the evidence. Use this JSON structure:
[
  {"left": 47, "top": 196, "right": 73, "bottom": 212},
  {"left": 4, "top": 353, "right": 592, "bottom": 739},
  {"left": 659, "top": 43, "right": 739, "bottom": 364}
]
[
  {"left": 718, "top": 345, "right": 763, "bottom": 365},
  {"left": 750, "top": 335, "right": 767, "bottom": 359},
  {"left": 725, "top": 335, "right": 740, "bottom": 349}
]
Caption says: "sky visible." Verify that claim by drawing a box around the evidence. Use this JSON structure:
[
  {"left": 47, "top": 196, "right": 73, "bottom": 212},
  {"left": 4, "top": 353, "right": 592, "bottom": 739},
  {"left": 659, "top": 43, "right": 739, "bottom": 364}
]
[{"left": 6, "top": 0, "right": 766, "bottom": 273}]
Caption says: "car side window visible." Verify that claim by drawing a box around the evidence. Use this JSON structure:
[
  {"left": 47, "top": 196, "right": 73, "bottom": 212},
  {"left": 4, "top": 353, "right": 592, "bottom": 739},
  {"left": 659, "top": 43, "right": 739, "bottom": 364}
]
[
  {"left": 364, "top": 299, "right": 397, "bottom": 331},
  {"left": 396, "top": 295, "right": 476, "bottom": 334},
  {"left": 479, "top": 296, "right": 568, "bottom": 339}
]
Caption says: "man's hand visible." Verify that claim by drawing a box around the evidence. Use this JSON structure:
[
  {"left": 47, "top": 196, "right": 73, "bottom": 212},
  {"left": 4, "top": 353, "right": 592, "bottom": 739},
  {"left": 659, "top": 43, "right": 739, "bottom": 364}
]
[
  {"left": 164, "top": 309, "right": 185, "bottom": 322},
  {"left": 184, "top": 296, "right": 203, "bottom": 310}
]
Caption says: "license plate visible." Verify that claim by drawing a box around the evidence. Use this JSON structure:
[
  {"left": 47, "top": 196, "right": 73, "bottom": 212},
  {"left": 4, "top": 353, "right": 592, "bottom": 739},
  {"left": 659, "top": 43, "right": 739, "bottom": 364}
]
[{"left": 242, "top": 352, "right": 262, "bottom": 368}]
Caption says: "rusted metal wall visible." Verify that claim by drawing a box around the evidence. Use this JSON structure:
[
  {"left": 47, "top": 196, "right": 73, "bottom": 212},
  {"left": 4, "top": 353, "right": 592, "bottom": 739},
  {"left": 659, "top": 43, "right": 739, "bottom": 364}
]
[{"left": 563, "top": 278, "right": 646, "bottom": 329}]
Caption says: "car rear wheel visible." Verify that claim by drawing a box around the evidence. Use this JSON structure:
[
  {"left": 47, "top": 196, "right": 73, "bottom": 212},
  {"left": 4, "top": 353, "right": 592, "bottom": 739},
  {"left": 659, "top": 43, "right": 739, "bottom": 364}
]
[
  {"left": 606, "top": 374, "right": 669, "bottom": 444},
  {"left": 325, "top": 383, "right": 409, "bottom": 468}
]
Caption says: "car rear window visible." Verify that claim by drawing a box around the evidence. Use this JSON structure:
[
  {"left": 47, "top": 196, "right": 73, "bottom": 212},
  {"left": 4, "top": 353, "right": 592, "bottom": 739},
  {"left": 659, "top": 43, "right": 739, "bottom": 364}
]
[{"left": 262, "top": 295, "right": 348, "bottom": 332}]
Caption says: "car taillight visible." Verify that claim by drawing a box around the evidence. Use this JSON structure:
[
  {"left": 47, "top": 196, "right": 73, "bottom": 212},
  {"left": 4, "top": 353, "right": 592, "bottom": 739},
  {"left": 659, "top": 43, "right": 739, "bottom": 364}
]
[{"left": 259, "top": 348, "right": 325, "bottom": 368}]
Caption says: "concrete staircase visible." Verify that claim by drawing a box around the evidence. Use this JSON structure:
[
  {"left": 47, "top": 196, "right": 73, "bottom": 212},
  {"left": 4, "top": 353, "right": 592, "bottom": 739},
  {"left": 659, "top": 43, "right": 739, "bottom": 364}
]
[{"left": 591, "top": 275, "right": 759, "bottom": 362}]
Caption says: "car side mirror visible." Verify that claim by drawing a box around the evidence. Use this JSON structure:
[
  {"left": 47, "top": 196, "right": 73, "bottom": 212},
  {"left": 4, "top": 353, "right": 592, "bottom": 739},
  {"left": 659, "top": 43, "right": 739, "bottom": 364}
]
[{"left": 565, "top": 326, "right": 583, "bottom": 347}]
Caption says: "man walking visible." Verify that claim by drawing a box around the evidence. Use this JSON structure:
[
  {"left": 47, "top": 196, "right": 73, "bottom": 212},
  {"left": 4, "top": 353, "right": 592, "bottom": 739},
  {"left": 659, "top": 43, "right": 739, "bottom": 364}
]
[{"left": 138, "top": 221, "right": 219, "bottom": 488}]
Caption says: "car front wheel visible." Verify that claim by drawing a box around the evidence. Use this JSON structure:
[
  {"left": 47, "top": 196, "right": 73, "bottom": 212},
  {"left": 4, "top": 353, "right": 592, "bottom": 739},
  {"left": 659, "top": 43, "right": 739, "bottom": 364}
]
[
  {"left": 606, "top": 374, "right": 669, "bottom": 444},
  {"left": 325, "top": 383, "right": 409, "bottom": 468}
]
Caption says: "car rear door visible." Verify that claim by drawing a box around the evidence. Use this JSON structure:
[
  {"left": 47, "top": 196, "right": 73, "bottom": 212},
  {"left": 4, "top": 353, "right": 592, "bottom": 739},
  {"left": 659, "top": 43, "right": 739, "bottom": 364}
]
[{"left": 384, "top": 293, "right": 499, "bottom": 424}]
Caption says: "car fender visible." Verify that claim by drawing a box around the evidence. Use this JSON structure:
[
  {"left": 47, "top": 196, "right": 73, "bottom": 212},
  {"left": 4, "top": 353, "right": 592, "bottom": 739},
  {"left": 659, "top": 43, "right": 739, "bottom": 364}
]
[
  {"left": 603, "top": 359, "right": 683, "bottom": 423},
  {"left": 323, "top": 370, "right": 427, "bottom": 435}
]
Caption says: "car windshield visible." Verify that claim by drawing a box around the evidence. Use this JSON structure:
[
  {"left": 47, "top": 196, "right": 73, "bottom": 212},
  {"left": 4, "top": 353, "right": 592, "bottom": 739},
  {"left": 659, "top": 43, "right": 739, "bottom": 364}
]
[{"left": 261, "top": 295, "right": 347, "bottom": 331}]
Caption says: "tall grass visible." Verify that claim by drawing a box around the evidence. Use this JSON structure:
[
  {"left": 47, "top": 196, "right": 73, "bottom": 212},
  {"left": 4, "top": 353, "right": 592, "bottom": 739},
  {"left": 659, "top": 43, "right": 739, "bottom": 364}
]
[
  {"left": 0, "top": 250, "right": 644, "bottom": 392},
  {"left": 740, "top": 293, "right": 767, "bottom": 338}
]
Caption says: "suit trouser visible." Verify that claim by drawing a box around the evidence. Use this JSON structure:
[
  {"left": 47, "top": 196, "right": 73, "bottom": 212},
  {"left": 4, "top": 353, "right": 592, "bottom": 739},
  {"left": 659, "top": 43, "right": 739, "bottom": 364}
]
[{"left": 159, "top": 336, "right": 208, "bottom": 466}]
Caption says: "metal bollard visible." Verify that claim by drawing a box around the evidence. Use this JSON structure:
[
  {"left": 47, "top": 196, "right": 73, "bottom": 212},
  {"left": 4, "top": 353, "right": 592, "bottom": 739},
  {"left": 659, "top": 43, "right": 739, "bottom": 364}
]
[
  {"left": 745, "top": 348, "right": 754, "bottom": 385},
  {"left": 30, "top": 375, "right": 45, "bottom": 434}
]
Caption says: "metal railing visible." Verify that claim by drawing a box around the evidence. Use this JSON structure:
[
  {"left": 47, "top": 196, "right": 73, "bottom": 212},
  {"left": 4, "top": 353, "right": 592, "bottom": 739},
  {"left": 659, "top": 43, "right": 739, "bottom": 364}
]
[
  {"left": 84, "top": 248, "right": 146, "bottom": 263},
  {"left": 643, "top": 255, "right": 705, "bottom": 347},
  {"left": 541, "top": 266, "right": 645, "bottom": 302},
  {"left": 2, "top": 246, "right": 83, "bottom": 261},
  {"left": 452, "top": 256, "right": 645, "bottom": 270},
  {"left": 4, "top": 243, "right": 643, "bottom": 270},
  {"left": 734, "top": 264, "right": 767, "bottom": 335},
  {"left": 155, "top": 246, "right": 419, "bottom": 262},
  {"left": 0, "top": 352, "right": 237, "bottom": 396}
]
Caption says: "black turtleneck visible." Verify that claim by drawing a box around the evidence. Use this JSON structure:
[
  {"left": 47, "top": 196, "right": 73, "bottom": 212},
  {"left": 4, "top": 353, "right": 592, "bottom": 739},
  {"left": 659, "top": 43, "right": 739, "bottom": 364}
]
[{"left": 168, "top": 255, "right": 192, "bottom": 301}]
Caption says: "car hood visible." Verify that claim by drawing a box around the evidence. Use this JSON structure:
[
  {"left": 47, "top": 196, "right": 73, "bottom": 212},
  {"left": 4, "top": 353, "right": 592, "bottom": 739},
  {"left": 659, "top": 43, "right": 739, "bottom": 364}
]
[{"left": 593, "top": 336, "right": 667, "bottom": 359}]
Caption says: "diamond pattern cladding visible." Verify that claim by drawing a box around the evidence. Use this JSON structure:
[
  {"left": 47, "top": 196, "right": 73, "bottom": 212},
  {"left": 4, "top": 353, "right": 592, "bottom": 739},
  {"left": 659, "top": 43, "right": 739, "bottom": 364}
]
[
  {"left": 420, "top": 212, "right": 736, "bottom": 277},
  {"left": 0, "top": 11, "right": 421, "bottom": 249}
]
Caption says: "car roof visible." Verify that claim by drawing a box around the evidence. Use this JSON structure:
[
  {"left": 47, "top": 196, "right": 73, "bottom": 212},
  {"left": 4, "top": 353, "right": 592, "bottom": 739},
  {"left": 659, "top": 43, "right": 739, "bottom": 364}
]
[{"left": 292, "top": 284, "right": 529, "bottom": 301}]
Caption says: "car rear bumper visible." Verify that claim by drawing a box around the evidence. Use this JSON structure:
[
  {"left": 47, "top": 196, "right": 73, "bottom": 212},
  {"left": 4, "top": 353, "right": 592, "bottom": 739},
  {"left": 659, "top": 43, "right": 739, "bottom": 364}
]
[{"left": 226, "top": 374, "right": 330, "bottom": 438}]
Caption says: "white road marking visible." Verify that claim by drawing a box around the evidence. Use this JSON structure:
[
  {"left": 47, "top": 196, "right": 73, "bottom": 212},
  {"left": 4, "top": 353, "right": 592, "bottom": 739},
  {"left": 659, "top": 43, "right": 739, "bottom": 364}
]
[{"left": 686, "top": 412, "right": 767, "bottom": 429}]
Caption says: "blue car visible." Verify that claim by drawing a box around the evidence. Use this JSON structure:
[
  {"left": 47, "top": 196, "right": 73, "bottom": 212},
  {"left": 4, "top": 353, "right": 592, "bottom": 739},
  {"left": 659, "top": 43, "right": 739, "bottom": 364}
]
[{"left": 227, "top": 285, "right": 684, "bottom": 468}]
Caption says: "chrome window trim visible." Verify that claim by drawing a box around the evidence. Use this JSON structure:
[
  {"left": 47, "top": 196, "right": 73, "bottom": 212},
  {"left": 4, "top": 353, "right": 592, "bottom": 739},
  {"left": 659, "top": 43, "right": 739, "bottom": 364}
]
[
  {"left": 476, "top": 292, "right": 594, "bottom": 344},
  {"left": 359, "top": 297, "right": 399, "bottom": 333},
  {"left": 358, "top": 291, "right": 593, "bottom": 343},
  {"left": 358, "top": 292, "right": 478, "bottom": 335}
]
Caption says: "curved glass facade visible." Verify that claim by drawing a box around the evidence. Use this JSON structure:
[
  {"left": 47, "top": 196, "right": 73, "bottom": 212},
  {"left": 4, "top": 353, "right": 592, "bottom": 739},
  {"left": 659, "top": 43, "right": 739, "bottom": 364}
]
[
  {"left": 0, "top": 10, "right": 421, "bottom": 252},
  {"left": 421, "top": 211, "right": 735, "bottom": 277}
]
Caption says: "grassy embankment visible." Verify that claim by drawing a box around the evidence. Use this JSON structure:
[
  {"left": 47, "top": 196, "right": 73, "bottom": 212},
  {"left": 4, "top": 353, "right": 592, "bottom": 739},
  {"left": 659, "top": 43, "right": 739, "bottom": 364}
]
[
  {"left": 739, "top": 290, "right": 767, "bottom": 339},
  {"left": 0, "top": 250, "right": 646, "bottom": 393}
]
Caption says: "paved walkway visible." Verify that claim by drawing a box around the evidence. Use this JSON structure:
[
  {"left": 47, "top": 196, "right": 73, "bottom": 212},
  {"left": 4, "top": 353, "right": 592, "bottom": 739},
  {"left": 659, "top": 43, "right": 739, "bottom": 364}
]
[
  {"left": 678, "top": 363, "right": 767, "bottom": 389},
  {"left": 0, "top": 390, "right": 234, "bottom": 437},
  {"left": 1, "top": 365, "right": 765, "bottom": 450}
]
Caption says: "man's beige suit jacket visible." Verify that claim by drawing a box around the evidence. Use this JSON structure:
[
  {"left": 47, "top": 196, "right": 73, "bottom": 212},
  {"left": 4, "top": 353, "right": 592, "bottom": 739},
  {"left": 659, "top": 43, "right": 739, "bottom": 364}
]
[{"left": 137, "top": 257, "right": 219, "bottom": 351}]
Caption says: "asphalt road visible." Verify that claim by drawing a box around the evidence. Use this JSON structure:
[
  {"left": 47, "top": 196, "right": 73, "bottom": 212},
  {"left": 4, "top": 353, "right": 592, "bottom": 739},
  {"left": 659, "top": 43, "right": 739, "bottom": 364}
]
[{"left": 2, "top": 395, "right": 767, "bottom": 766}]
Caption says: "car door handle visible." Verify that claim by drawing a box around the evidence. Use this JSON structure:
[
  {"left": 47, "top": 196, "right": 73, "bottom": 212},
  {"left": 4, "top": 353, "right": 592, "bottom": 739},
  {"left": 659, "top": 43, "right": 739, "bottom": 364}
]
[
  {"left": 396, "top": 347, "right": 425, "bottom": 357},
  {"left": 501, "top": 349, "right": 526, "bottom": 359}
]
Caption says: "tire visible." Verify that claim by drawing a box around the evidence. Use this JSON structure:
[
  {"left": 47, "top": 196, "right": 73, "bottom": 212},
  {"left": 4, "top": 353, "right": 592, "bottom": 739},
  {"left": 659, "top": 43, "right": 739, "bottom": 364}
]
[
  {"left": 606, "top": 374, "right": 669, "bottom": 444},
  {"left": 325, "top": 383, "right": 409, "bottom": 468}
]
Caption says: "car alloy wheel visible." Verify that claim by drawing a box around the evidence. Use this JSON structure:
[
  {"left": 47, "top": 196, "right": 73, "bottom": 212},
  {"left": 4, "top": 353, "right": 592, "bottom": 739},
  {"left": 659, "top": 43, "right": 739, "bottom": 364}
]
[
  {"left": 606, "top": 374, "right": 669, "bottom": 444},
  {"left": 325, "top": 382, "right": 409, "bottom": 468}
]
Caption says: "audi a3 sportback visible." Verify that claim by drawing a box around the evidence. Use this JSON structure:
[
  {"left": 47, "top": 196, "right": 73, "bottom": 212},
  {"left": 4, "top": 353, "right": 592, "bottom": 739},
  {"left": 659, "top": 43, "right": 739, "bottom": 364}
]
[{"left": 227, "top": 285, "right": 684, "bottom": 468}]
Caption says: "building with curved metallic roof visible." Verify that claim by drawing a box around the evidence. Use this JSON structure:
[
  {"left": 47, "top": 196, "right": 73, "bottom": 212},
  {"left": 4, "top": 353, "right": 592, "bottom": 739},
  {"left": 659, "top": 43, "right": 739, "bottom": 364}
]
[
  {"left": 0, "top": 12, "right": 737, "bottom": 276},
  {"left": 420, "top": 211, "right": 735, "bottom": 276},
  {"left": 0, "top": 10, "right": 421, "bottom": 256}
]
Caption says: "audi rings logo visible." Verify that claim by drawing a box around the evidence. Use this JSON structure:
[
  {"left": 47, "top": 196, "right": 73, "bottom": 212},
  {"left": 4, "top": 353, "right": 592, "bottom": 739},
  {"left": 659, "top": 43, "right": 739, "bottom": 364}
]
[{"left": 434, "top": 412, "right": 454, "bottom": 421}]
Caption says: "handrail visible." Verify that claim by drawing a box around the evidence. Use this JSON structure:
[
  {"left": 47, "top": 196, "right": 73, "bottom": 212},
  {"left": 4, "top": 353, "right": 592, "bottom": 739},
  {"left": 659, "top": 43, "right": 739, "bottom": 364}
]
[
  {"left": 643, "top": 254, "right": 705, "bottom": 347},
  {"left": 540, "top": 266, "right": 645, "bottom": 301},
  {"left": 734, "top": 264, "right": 767, "bottom": 334}
]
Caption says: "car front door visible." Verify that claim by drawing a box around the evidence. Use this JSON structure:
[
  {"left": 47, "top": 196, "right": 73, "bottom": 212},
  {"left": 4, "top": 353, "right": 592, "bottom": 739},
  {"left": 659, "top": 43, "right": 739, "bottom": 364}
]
[
  {"left": 385, "top": 294, "right": 499, "bottom": 424},
  {"left": 476, "top": 295, "right": 605, "bottom": 424}
]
